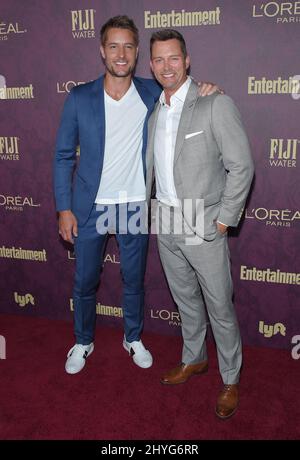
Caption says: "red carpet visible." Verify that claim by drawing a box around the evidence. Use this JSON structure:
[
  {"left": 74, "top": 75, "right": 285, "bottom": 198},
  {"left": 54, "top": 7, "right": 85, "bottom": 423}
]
[{"left": 0, "top": 314, "right": 299, "bottom": 440}]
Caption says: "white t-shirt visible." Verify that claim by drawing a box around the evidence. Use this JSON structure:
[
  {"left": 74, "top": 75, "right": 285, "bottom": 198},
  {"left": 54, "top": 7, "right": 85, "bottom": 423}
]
[{"left": 95, "top": 82, "right": 147, "bottom": 204}]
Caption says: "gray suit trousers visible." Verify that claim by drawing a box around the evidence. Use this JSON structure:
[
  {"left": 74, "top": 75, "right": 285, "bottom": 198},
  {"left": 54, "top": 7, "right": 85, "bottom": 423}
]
[{"left": 157, "top": 224, "right": 242, "bottom": 385}]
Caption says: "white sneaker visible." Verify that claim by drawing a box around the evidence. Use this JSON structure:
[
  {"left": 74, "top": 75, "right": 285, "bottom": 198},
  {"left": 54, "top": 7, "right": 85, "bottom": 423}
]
[
  {"left": 65, "top": 343, "right": 94, "bottom": 374},
  {"left": 123, "top": 336, "right": 153, "bottom": 369}
]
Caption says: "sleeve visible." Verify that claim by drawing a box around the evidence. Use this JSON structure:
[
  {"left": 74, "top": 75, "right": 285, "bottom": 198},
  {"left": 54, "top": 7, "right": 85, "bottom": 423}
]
[
  {"left": 211, "top": 95, "right": 254, "bottom": 227},
  {"left": 53, "top": 88, "right": 79, "bottom": 212}
]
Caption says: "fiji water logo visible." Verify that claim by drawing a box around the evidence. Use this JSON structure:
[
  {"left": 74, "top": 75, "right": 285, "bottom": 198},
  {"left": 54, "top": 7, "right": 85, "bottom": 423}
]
[
  {"left": 269, "top": 139, "right": 299, "bottom": 168},
  {"left": 71, "top": 10, "right": 96, "bottom": 39}
]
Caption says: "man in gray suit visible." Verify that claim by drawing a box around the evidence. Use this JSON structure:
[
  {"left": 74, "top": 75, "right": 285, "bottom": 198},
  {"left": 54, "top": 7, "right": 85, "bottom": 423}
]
[{"left": 146, "top": 29, "right": 254, "bottom": 419}]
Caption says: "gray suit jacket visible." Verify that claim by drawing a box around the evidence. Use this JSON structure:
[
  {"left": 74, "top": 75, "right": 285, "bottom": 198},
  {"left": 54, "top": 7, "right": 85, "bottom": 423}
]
[{"left": 146, "top": 80, "right": 254, "bottom": 240}]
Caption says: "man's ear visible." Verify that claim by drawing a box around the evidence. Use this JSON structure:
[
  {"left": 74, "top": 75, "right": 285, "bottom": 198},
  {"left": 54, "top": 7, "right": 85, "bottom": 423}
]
[
  {"left": 100, "top": 45, "right": 105, "bottom": 60},
  {"left": 150, "top": 60, "right": 153, "bottom": 72},
  {"left": 185, "top": 55, "right": 190, "bottom": 71}
]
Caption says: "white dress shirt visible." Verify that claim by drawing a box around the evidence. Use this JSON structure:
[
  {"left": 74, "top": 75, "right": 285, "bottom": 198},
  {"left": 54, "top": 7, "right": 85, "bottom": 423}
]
[
  {"left": 154, "top": 77, "right": 191, "bottom": 207},
  {"left": 153, "top": 77, "right": 228, "bottom": 229}
]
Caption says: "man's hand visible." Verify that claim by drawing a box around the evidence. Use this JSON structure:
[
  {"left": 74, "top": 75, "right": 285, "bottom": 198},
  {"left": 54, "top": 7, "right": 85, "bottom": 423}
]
[
  {"left": 217, "top": 222, "right": 228, "bottom": 234},
  {"left": 198, "top": 81, "right": 225, "bottom": 97},
  {"left": 58, "top": 210, "right": 78, "bottom": 244}
]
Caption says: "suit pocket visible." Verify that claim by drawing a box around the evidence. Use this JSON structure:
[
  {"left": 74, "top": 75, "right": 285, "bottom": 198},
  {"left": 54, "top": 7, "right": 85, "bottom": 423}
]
[
  {"left": 203, "top": 190, "right": 224, "bottom": 207},
  {"left": 185, "top": 130, "right": 204, "bottom": 139},
  {"left": 184, "top": 133, "right": 205, "bottom": 147}
]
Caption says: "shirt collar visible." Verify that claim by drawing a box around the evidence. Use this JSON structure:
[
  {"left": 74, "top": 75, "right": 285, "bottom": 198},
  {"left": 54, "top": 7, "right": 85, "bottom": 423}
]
[{"left": 159, "top": 76, "right": 191, "bottom": 107}]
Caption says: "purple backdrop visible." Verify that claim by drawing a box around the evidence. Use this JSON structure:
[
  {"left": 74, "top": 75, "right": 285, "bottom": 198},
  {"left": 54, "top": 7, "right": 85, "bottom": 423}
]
[{"left": 0, "top": 0, "right": 299, "bottom": 350}]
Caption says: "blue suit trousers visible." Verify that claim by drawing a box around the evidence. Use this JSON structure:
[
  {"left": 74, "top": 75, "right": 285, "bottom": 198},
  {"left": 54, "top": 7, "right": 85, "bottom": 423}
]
[{"left": 73, "top": 203, "right": 149, "bottom": 344}]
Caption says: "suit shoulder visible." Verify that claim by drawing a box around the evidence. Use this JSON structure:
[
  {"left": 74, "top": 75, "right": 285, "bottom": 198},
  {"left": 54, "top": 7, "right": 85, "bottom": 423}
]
[
  {"left": 211, "top": 93, "right": 237, "bottom": 111},
  {"left": 210, "top": 94, "right": 244, "bottom": 125},
  {"left": 192, "top": 92, "right": 219, "bottom": 115},
  {"left": 71, "top": 79, "right": 97, "bottom": 95},
  {"left": 195, "top": 94, "right": 239, "bottom": 120},
  {"left": 134, "top": 76, "right": 161, "bottom": 99},
  {"left": 134, "top": 76, "right": 157, "bottom": 87}
]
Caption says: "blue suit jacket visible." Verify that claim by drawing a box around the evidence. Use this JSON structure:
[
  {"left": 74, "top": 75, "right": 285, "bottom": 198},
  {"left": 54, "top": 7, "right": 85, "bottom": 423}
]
[{"left": 54, "top": 75, "right": 161, "bottom": 226}]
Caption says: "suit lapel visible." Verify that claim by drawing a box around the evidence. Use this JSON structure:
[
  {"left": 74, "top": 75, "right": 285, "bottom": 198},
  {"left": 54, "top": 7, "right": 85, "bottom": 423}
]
[
  {"left": 174, "top": 81, "right": 199, "bottom": 165},
  {"left": 133, "top": 77, "right": 154, "bottom": 112},
  {"left": 146, "top": 101, "right": 160, "bottom": 169},
  {"left": 133, "top": 77, "right": 158, "bottom": 176},
  {"left": 91, "top": 75, "right": 105, "bottom": 159}
]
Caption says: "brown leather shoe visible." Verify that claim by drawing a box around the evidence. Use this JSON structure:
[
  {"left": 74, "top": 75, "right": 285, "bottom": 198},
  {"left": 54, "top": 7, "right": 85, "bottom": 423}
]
[
  {"left": 160, "top": 361, "right": 208, "bottom": 385},
  {"left": 215, "top": 384, "right": 239, "bottom": 419}
]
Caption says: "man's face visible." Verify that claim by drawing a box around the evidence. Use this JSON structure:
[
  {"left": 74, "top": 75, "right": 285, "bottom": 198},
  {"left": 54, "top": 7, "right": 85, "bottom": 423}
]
[
  {"left": 100, "top": 28, "right": 138, "bottom": 78},
  {"left": 150, "top": 38, "right": 190, "bottom": 94}
]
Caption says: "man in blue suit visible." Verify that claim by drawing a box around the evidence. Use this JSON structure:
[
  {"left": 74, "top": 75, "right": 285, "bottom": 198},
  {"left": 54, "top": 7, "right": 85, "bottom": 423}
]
[{"left": 54, "top": 15, "right": 219, "bottom": 375}]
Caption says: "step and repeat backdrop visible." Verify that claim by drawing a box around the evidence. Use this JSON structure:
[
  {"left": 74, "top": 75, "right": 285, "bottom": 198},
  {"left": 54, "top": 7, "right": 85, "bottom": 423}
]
[{"left": 0, "top": 0, "right": 299, "bottom": 350}]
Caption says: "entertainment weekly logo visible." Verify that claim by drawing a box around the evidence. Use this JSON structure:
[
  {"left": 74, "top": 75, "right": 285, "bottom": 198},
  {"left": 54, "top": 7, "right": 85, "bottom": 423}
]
[
  {"left": 93, "top": 196, "right": 205, "bottom": 245},
  {"left": 247, "top": 75, "right": 300, "bottom": 99},
  {"left": 0, "top": 75, "right": 34, "bottom": 100}
]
